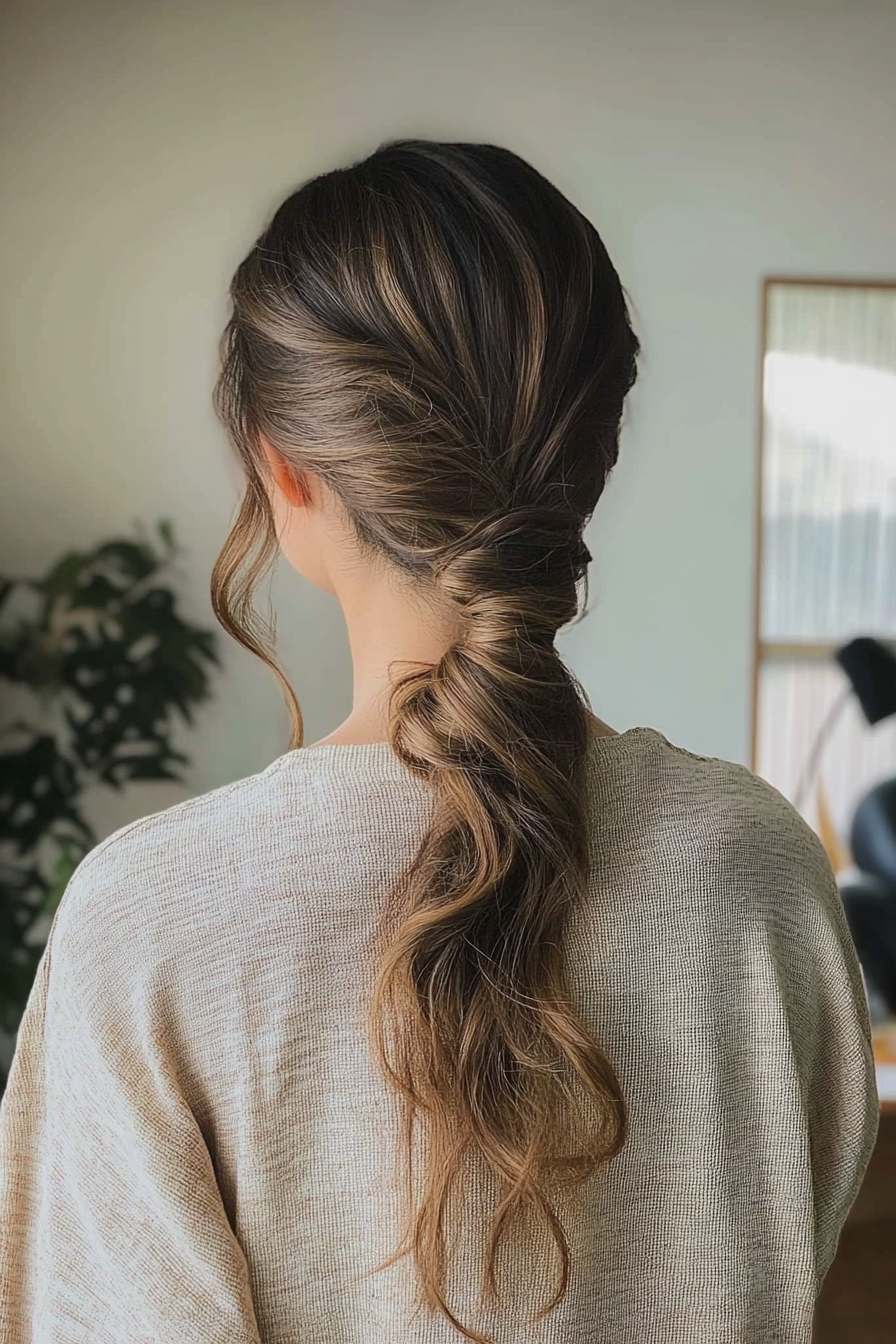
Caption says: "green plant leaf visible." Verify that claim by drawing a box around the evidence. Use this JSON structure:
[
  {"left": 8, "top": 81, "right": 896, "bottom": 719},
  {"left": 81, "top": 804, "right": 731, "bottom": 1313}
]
[
  {"left": 40, "top": 844, "right": 83, "bottom": 918},
  {"left": 0, "top": 861, "right": 48, "bottom": 1034},
  {"left": 0, "top": 733, "right": 92, "bottom": 855},
  {"left": 157, "top": 518, "right": 176, "bottom": 553}
]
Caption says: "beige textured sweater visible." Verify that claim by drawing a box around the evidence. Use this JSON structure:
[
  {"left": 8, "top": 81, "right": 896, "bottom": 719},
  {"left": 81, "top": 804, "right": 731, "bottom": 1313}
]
[{"left": 0, "top": 726, "right": 880, "bottom": 1343}]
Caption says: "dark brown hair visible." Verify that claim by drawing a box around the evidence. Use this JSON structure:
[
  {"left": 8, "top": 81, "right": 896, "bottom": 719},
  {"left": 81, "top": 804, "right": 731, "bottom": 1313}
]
[{"left": 212, "top": 139, "right": 639, "bottom": 1341}]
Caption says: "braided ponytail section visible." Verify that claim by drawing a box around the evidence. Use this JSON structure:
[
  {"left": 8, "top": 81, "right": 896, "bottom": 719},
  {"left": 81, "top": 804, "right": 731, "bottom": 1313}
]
[
  {"left": 213, "top": 138, "right": 639, "bottom": 1341},
  {"left": 372, "top": 509, "right": 626, "bottom": 1338}
]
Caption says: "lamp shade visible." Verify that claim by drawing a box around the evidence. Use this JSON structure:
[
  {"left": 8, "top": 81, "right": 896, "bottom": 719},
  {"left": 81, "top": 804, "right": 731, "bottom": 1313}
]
[{"left": 836, "top": 637, "right": 896, "bottom": 725}]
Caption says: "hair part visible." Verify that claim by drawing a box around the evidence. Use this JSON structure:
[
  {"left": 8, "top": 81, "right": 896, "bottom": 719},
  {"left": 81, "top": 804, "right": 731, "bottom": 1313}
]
[{"left": 212, "top": 138, "right": 638, "bottom": 1342}]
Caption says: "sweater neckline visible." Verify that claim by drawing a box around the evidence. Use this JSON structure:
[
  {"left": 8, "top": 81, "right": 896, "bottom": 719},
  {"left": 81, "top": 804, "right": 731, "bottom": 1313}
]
[{"left": 293, "top": 724, "right": 657, "bottom": 766}]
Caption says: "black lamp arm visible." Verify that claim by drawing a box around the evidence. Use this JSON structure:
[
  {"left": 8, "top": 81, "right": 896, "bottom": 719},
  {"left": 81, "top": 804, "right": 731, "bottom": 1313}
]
[{"left": 792, "top": 685, "right": 854, "bottom": 814}]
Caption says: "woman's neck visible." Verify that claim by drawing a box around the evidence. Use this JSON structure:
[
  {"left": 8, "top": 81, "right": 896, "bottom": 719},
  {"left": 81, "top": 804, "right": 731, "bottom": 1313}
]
[{"left": 309, "top": 566, "right": 616, "bottom": 747}]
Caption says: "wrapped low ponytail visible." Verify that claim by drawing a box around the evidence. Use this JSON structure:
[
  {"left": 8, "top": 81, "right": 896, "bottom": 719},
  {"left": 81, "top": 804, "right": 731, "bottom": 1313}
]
[
  {"left": 212, "top": 137, "right": 639, "bottom": 1341},
  {"left": 374, "top": 508, "right": 626, "bottom": 1337}
]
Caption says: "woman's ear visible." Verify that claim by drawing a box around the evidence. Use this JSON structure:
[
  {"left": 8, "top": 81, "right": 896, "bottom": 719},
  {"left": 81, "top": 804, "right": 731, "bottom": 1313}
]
[{"left": 258, "top": 434, "right": 308, "bottom": 508}]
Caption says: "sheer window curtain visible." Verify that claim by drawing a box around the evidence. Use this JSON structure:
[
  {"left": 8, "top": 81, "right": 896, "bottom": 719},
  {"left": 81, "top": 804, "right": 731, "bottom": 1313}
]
[{"left": 755, "top": 283, "right": 896, "bottom": 858}]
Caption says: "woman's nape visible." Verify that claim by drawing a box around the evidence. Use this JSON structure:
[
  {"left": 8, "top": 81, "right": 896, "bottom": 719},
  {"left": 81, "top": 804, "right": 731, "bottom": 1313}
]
[{"left": 258, "top": 431, "right": 618, "bottom": 749}]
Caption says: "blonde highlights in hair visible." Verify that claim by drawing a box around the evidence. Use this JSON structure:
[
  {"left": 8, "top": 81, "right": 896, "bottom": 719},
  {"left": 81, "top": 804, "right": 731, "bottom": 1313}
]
[{"left": 212, "top": 139, "right": 639, "bottom": 1342}]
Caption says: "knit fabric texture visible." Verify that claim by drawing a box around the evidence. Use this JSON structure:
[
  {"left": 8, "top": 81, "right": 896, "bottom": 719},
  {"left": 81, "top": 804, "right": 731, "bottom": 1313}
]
[{"left": 0, "top": 726, "right": 880, "bottom": 1343}]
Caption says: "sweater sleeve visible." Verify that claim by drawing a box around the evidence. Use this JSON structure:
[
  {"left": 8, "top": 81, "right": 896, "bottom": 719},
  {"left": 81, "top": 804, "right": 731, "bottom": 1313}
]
[
  {"left": 712, "top": 768, "right": 881, "bottom": 1317},
  {"left": 789, "top": 822, "right": 881, "bottom": 1288},
  {"left": 0, "top": 848, "right": 263, "bottom": 1344}
]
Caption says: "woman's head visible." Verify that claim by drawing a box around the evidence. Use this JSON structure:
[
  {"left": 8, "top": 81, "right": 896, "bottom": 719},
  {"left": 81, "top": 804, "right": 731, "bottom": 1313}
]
[
  {"left": 213, "top": 140, "right": 638, "bottom": 1342},
  {"left": 214, "top": 140, "right": 637, "bottom": 689}
]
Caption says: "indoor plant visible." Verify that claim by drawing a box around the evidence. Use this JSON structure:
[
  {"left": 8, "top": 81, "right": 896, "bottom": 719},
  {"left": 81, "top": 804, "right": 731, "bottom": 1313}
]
[{"left": 0, "top": 520, "right": 219, "bottom": 1094}]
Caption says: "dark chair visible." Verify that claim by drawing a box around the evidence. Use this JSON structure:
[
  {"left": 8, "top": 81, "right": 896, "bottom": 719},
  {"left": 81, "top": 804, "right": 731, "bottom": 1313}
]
[{"left": 841, "top": 779, "right": 896, "bottom": 1016}]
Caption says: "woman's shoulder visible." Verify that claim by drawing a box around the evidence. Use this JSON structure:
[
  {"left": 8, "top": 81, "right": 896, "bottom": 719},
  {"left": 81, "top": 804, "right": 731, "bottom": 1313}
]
[
  {"left": 594, "top": 723, "right": 814, "bottom": 819},
  {"left": 47, "top": 744, "right": 425, "bottom": 960},
  {"left": 590, "top": 724, "right": 836, "bottom": 898},
  {"left": 75, "top": 755, "right": 297, "bottom": 872},
  {"left": 45, "top": 754, "right": 310, "bottom": 955}
]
